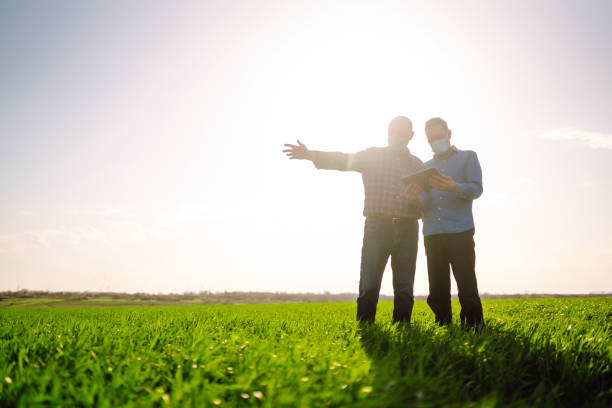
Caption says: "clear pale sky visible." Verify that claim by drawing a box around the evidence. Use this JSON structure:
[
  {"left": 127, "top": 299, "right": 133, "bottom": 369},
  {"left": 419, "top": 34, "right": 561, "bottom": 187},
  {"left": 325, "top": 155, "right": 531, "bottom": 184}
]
[{"left": 1, "top": 0, "right": 611, "bottom": 295}]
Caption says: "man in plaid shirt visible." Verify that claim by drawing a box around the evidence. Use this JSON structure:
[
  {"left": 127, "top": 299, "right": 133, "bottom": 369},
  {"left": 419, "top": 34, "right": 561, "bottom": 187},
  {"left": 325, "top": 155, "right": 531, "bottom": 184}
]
[{"left": 283, "top": 116, "right": 423, "bottom": 323}]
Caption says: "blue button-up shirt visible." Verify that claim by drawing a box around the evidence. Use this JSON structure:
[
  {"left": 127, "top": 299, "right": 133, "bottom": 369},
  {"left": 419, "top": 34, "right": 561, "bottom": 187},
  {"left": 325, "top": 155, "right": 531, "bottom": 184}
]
[{"left": 417, "top": 146, "right": 483, "bottom": 236}]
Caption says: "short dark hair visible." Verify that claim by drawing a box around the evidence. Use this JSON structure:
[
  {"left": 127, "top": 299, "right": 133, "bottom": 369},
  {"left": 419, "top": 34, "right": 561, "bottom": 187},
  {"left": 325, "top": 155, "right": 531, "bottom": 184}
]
[
  {"left": 425, "top": 117, "right": 448, "bottom": 132},
  {"left": 388, "top": 116, "right": 413, "bottom": 134}
]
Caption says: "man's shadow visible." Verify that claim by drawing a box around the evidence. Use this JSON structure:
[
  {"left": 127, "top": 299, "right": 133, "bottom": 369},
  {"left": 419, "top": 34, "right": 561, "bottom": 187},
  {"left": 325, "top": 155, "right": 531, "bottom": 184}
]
[{"left": 356, "top": 320, "right": 610, "bottom": 407}]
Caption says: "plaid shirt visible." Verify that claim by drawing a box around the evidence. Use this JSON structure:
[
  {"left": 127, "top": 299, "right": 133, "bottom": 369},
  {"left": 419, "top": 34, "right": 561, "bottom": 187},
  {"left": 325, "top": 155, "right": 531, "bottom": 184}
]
[{"left": 311, "top": 146, "right": 424, "bottom": 218}]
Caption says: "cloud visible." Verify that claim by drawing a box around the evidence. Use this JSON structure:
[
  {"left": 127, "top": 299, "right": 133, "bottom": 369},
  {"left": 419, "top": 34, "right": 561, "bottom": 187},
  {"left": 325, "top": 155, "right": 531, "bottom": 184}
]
[{"left": 537, "top": 127, "right": 612, "bottom": 150}]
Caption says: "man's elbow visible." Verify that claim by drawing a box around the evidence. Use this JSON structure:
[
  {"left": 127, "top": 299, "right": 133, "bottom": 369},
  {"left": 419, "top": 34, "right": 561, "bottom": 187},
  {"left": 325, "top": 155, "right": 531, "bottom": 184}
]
[{"left": 455, "top": 182, "right": 482, "bottom": 200}]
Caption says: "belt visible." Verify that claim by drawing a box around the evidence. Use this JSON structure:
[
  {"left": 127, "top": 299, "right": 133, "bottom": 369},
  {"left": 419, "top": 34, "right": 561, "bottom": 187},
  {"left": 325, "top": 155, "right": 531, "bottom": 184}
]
[{"left": 370, "top": 216, "right": 416, "bottom": 224}]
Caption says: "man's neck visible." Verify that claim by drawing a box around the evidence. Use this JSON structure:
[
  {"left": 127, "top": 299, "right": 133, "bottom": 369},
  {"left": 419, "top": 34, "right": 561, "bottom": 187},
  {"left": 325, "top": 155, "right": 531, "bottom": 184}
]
[{"left": 388, "top": 145, "right": 410, "bottom": 155}]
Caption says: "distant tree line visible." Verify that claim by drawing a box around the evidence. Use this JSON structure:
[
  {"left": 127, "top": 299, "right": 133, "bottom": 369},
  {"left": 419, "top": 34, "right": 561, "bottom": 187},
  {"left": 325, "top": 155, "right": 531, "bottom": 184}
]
[{"left": 0, "top": 289, "right": 610, "bottom": 305}]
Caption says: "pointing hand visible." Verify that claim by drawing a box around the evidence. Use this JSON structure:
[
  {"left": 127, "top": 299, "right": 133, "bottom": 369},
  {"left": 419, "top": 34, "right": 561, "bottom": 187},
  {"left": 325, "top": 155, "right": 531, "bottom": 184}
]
[{"left": 282, "top": 140, "right": 313, "bottom": 160}]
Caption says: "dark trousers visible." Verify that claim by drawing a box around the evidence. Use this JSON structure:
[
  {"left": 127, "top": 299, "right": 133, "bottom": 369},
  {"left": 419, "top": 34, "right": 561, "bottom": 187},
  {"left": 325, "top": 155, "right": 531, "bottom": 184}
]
[
  {"left": 356, "top": 216, "right": 419, "bottom": 323},
  {"left": 423, "top": 228, "right": 484, "bottom": 327}
]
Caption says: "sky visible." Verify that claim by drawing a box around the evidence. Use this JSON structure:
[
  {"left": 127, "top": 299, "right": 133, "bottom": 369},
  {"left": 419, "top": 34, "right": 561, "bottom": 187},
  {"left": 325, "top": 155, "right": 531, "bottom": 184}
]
[{"left": 1, "top": 0, "right": 611, "bottom": 296}]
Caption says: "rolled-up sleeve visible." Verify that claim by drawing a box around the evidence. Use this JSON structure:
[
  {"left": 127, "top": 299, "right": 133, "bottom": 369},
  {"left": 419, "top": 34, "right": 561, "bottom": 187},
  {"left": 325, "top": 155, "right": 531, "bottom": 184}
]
[{"left": 453, "top": 151, "right": 483, "bottom": 200}]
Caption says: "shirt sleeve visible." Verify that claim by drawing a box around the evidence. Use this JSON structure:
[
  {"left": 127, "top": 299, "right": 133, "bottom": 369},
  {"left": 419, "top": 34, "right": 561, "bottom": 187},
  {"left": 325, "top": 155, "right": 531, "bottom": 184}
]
[
  {"left": 405, "top": 158, "right": 426, "bottom": 213},
  {"left": 310, "top": 151, "right": 351, "bottom": 171},
  {"left": 311, "top": 149, "right": 371, "bottom": 172},
  {"left": 346, "top": 149, "right": 371, "bottom": 173},
  {"left": 453, "top": 151, "right": 483, "bottom": 200}
]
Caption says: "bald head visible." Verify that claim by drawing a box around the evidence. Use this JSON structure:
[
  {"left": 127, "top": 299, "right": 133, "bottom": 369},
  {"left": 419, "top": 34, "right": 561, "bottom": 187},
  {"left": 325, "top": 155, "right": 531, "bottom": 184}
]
[
  {"left": 388, "top": 116, "right": 413, "bottom": 136},
  {"left": 387, "top": 116, "right": 414, "bottom": 149}
]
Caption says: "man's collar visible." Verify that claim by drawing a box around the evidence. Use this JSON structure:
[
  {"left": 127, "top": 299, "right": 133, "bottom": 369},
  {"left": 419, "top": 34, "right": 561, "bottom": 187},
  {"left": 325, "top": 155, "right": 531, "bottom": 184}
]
[{"left": 434, "top": 145, "right": 458, "bottom": 160}]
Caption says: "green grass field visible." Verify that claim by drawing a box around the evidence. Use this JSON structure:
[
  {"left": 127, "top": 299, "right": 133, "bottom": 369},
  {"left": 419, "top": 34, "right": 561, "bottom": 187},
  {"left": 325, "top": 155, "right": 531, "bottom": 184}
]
[{"left": 1, "top": 298, "right": 610, "bottom": 407}]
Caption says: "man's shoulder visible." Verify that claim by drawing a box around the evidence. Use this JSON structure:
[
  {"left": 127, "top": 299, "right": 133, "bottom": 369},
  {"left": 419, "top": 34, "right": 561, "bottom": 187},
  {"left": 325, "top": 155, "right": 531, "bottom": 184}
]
[
  {"left": 445, "top": 147, "right": 479, "bottom": 163},
  {"left": 453, "top": 146, "right": 477, "bottom": 155},
  {"left": 354, "top": 146, "right": 387, "bottom": 160},
  {"left": 360, "top": 146, "right": 386, "bottom": 154},
  {"left": 457, "top": 148, "right": 479, "bottom": 162},
  {"left": 357, "top": 146, "right": 423, "bottom": 165}
]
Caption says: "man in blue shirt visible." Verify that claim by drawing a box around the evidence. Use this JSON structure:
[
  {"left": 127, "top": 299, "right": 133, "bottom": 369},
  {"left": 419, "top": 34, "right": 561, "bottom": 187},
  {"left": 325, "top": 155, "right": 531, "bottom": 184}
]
[{"left": 404, "top": 117, "right": 484, "bottom": 328}]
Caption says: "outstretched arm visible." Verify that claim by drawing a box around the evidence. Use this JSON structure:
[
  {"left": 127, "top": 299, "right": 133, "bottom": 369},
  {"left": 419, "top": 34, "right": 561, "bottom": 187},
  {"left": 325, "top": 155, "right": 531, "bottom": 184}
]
[{"left": 283, "top": 140, "right": 361, "bottom": 172}]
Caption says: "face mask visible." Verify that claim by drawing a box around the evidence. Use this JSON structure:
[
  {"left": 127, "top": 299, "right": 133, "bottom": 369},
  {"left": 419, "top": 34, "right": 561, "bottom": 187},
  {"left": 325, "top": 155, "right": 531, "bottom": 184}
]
[{"left": 430, "top": 136, "right": 450, "bottom": 154}]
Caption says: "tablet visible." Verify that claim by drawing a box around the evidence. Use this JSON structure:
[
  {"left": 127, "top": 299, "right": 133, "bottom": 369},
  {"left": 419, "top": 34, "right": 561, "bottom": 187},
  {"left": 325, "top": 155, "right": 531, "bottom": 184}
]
[{"left": 401, "top": 167, "right": 442, "bottom": 191}]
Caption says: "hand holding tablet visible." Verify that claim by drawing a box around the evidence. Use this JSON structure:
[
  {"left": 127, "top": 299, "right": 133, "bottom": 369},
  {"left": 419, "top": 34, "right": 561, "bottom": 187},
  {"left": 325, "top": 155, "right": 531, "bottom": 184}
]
[{"left": 401, "top": 167, "right": 442, "bottom": 192}]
